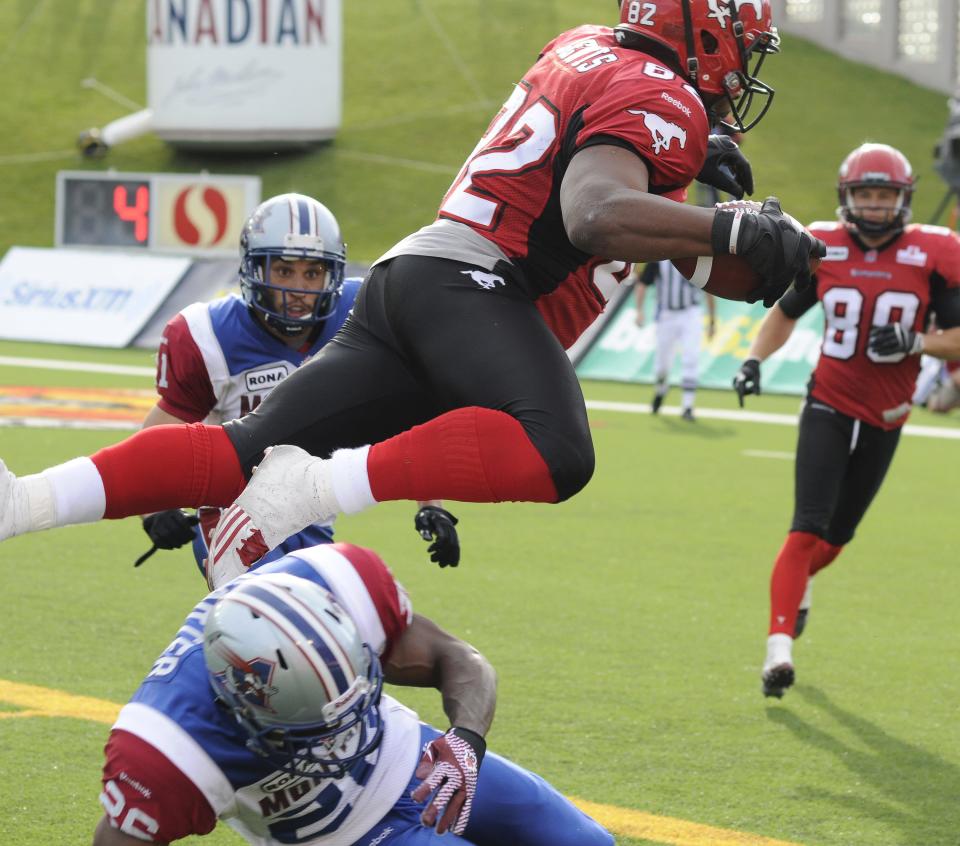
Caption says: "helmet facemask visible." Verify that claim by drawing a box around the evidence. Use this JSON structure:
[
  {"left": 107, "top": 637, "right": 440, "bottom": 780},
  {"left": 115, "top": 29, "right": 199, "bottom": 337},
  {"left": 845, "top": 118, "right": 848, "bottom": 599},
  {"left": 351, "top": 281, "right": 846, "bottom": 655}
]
[
  {"left": 214, "top": 643, "right": 384, "bottom": 778},
  {"left": 241, "top": 250, "right": 344, "bottom": 337},
  {"left": 712, "top": 23, "right": 779, "bottom": 133},
  {"left": 238, "top": 194, "right": 347, "bottom": 337},
  {"left": 204, "top": 575, "right": 385, "bottom": 779},
  {"left": 836, "top": 144, "right": 916, "bottom": 237},
  {"left": 615, "top": 1, "right": 780, "bottom": 133}
]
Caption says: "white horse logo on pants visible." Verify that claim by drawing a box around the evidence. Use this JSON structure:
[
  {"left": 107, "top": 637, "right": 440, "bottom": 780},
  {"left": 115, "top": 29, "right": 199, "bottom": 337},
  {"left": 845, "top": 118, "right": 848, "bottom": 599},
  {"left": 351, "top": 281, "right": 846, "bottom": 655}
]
[
  {"left": 626, "top": 110, "right": 687, "bottom": 156},
  {"left": 461, "top": 269, "right": 505, "bottom": 289}
]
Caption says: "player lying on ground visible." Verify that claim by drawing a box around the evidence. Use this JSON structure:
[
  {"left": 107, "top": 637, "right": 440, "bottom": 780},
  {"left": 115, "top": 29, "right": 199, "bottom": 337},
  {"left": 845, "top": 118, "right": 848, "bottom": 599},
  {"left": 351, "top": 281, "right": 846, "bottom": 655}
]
[
  {"left": 732, "top": 143, "right": 960, "bottom": 698},
  {"left": 93, "top": 542, "right": 612, "bottom": 846},
  {"left": 2, "top": 1, "right": 823, "bottom": 590}
]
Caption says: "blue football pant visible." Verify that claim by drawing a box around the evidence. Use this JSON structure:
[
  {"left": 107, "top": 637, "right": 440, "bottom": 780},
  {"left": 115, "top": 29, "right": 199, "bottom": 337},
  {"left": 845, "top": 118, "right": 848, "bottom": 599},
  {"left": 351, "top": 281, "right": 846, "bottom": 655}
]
[{"left": 355, "top": 724, "right": 614, "bottom": 846}]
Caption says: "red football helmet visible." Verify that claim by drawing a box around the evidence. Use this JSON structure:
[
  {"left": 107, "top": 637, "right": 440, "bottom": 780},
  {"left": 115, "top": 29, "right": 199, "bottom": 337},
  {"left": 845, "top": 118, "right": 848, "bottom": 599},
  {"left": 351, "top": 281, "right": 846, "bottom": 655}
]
[
  {"left": 837, "top": 143, "right": 915, "bottom": 236},
  {"left": 615, "top": 0, "right": 780, "bottom": 132}
]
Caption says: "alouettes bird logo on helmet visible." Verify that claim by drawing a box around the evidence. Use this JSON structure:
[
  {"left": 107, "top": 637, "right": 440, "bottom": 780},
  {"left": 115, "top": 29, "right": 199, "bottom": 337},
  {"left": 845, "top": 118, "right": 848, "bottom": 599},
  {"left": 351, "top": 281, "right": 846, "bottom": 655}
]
[
  {"left": 215, "top": 656, "right": 280, "bottom": 710},
  {"left": 625, "top": 109, "right": 688, "bottom": 155}
]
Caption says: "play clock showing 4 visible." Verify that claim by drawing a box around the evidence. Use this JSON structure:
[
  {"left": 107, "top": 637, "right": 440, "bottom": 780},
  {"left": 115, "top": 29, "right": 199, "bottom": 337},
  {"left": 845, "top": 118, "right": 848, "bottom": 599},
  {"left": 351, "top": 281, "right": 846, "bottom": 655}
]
[{"left": 55, "top": 170, "right": 261, "bottom": 256}]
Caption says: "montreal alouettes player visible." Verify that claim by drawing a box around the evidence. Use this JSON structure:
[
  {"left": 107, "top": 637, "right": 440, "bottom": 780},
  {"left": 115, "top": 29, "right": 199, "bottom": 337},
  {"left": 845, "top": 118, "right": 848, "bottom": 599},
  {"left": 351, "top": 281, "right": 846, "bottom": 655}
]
[{"left": 92, "top": 543, "right": 612, "bottom": 846}]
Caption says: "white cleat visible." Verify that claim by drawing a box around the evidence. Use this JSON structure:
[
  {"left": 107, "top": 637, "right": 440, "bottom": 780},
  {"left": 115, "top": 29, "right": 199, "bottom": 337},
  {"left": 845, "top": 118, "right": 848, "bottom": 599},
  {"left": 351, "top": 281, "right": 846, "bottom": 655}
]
[
  {"left": 205, "top": 446, "right": 340, "bottom": 589},
  {"left": 0, "top": 459, "right": 29, "bottom": 542},
  {"left": 762, "top": 633, "right": 795, "bottom": 699}
]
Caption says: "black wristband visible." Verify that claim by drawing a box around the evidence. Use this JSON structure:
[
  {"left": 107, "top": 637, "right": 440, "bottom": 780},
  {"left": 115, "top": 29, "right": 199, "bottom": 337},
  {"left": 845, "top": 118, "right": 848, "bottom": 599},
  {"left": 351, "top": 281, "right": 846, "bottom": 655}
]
[
  {"left": 710, "top": 208, "right": 737, "bottom": 254},
  {"left": 451, "top": 727, "right": 487, "bottom": 766}
]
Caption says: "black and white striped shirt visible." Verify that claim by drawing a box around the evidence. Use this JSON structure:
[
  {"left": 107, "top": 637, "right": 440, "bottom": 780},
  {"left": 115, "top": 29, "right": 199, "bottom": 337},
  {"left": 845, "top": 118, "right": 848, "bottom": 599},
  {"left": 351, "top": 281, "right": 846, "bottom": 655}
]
[{"left": 640, "top": 260, "right": 702, "bottom": 312}]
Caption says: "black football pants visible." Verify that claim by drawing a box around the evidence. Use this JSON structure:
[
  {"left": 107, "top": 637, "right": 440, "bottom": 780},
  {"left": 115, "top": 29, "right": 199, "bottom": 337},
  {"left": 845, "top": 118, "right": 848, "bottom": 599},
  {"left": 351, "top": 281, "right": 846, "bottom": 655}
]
[
  {"left": 224, "top": 255, "right": 595, "bottom": 501},
  {"left": 790, "top": 399, "right": 902, "bottom": 546}
]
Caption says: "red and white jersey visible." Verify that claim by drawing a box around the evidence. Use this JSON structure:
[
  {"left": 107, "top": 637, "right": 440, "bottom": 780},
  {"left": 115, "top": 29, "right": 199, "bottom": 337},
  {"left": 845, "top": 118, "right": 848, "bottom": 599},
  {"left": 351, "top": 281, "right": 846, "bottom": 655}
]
[
  {"left": 156, "top": 285, "right": 359, "bottom": 424},
  {"left": 382, "top": 25, "right": 709, "bottom": 349},
  {"left": 807, "top": 222, "right": 960, "bottom": 429},
  {"left": 100, "top": 544, "right": 419, "bottom": 845}
]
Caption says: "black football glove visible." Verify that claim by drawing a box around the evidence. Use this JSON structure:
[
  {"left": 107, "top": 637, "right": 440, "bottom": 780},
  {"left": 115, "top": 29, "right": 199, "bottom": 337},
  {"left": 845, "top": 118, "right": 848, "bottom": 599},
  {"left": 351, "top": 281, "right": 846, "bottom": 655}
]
[
  {"left": 414, "top": 506, "right": 460, "bottom": 568},
  {"left": 711, "top": 197, "right": 827, "bottom": 307},
  {"left": 697, "top": 134, "right": 754, "bottom": 200},
  {"left": 733, "top": 358, "right": 762, "bottom": 407},
  {"left": 868, "top": 323, "right": 924, "bottom": 356},
  {"left": 134, "top": 509, "right": 200, "bottom": 567}
]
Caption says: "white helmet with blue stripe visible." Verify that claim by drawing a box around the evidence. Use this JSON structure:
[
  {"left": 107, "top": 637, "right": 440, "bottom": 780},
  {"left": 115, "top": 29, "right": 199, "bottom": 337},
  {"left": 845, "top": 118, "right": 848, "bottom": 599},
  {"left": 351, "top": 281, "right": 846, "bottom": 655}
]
[
  {"left": 238, "top": 193, "right": 346, "bottom": 336},
  {"left": 204, "top": 572, "right": 383, "bottom": 776}
]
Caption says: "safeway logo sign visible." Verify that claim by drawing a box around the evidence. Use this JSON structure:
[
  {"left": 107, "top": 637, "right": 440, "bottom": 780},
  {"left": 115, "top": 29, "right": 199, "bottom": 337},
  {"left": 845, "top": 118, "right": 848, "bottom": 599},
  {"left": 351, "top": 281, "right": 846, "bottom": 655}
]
[{"left": 625, "top": 109, "right": 687, "bottom": 155}]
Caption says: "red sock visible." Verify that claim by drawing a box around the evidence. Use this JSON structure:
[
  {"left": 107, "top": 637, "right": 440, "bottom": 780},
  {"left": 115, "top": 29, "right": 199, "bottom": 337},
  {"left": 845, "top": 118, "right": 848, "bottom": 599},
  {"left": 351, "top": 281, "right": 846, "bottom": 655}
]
[
  {"left": 367, "top": 407, "right": 558, "bottom": 504},
  {"left": 92, "top": 424, "right": 246, "bottom": 518},
  {"left": 810, "top": 539, "right": 843, "bottom": 576},
  {"left": 769, "top": 531, "right": 820, "bottom": 636}
]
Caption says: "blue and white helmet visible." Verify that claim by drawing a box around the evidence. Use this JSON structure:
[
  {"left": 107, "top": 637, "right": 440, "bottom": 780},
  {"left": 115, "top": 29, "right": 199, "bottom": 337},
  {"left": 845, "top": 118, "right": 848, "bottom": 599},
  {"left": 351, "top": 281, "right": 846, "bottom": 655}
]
[
  {"left": 204, "top": 573, "right": 383, "bottom": 777},
  {"left": 238, "top": 193, "right": 346, "bottom": 335}
]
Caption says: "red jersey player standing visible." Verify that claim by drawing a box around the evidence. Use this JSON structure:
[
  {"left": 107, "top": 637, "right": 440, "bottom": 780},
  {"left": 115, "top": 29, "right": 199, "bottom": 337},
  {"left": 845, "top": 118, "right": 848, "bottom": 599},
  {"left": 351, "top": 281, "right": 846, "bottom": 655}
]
[
  {"left": 2, "top": 2, "right": 822, "bottom": 589},
  {"left": 732, "top": 143, "right": 960, "bottom": 698}
]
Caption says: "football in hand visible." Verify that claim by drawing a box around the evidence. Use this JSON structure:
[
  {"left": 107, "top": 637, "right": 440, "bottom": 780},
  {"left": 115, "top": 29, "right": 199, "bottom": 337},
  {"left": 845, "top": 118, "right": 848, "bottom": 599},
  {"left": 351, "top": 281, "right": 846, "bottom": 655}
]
[{"left": 670, "top": 253, "right": 823, "bottom": 302}]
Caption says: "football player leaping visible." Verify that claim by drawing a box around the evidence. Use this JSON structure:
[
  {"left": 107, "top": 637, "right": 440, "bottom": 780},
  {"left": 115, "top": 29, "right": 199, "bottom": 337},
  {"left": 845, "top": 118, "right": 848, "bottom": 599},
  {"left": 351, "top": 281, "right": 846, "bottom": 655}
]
[
  {"left": 135, "top": 193, "right": 460, "bottom": 573},
  {"left": 2, "top": 2, "right": 822, "bottom": 591},
  {"left": 92, "top": 543, "right": 613, "bottom": 846},
  {"left": 732, "top": 143, "right": 960, "bottom": 698}
]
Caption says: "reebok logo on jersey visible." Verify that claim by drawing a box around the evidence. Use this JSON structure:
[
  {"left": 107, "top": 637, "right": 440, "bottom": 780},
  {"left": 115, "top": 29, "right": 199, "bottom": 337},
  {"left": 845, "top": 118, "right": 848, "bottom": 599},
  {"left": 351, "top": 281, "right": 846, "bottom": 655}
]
[
  {"left": 896, "top": 245, "right": 928, "bottom": 267},
  {"left": 461, "top": 270, "right": 505, "bottom": 289},
  {"left": 625, "top": 109, "right": 687, "bottom": 155},
  {"left": 245, "top": 365, "right": 290, "bottom": 392},
  {"left": 367, "top": 828, "right": 395, "bottom": 846},
  {"left": 660, "top": 91, "right": 691, "bottom": 117}
]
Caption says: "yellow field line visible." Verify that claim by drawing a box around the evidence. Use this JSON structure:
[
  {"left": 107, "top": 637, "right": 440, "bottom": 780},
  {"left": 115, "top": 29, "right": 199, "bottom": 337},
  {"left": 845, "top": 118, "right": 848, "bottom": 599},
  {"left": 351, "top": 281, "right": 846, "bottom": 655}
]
[{"left": 0, "top": 679, "right": 803, "bottom": 846}]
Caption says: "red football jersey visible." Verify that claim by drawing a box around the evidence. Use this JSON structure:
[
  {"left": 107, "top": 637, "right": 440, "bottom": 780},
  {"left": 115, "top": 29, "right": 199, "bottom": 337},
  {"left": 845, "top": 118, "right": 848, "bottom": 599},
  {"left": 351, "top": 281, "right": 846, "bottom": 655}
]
[
  {"left": 436, "top": 25, "right": 710, "bottom": 348},
  {"left": 808, "top": 222, "right": 960, "bottom": 429}
]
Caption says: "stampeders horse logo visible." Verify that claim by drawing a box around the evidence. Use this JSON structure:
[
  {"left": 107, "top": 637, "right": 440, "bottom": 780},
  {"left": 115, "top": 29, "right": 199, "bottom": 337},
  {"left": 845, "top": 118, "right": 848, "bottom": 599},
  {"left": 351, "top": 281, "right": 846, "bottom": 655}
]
[
  {"left": 707, "top": 0, "right": 764, "bottom": 28},
  {"left": 461, "top": 269, "right": 506, "bottom": 290},
  {"left": 625, "top": 109, "right": 687, "bottom": 155}
]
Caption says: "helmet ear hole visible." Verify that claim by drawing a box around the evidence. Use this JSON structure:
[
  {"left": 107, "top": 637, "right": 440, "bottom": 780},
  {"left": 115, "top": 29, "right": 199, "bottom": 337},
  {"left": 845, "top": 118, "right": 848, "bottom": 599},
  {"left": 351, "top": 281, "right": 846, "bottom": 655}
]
[{"left": 700, "top": 30, "right": 719, "bottom": 55}]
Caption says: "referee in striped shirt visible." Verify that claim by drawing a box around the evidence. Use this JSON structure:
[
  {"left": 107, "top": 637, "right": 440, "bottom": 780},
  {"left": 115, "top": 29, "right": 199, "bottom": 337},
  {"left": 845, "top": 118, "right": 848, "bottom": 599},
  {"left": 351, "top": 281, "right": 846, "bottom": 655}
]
[{"left": 635, "top": 260, "right": 716, "bottom": 421}]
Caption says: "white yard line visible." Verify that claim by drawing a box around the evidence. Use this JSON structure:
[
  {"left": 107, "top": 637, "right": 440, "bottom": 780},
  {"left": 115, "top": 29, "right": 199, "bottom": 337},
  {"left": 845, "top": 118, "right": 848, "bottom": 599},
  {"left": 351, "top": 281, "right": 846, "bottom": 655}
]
[
  {"left": 0, "top": 356, "right": 154, "bottom": 377},
  {"left": 584, "top": 399, "right": 960, "bottom": 441},
  {"left": 418, "top": 0, "right": 487, "bottom": 103},
  {"left": 0, "top": 417, "right": 138, "bottom": 431},
  {"left": 338, "top": 149, "right": 459, "bottom": 176},
  {"left": 81, "top": 77, "right": 143, "bottom": 111},
  {"left": 742, "top": 449, "right": 795, "bottom": 460}
]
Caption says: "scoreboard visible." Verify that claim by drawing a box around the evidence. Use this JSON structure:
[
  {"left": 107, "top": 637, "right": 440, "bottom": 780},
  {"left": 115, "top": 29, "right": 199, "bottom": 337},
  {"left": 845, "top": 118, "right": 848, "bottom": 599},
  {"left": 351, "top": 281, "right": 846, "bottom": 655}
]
[{"left": 55, "top": 171, "right": 261, "bottom": 256}]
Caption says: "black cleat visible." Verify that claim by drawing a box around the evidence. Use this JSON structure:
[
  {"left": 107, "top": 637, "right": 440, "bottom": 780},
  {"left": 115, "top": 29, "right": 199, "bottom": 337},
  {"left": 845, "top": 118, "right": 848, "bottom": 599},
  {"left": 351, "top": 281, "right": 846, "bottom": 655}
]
[
  {"left": 794, "top": 608, "right": 809, "bottom": 638},
  {"left": 651, "top": 392, "right": 664, "bottom": 414},
  {"left": 762, "top": 663, "right": 795, "bottom": 699},
  {"left": 681, "top": 408, "right": 695, "bottom": 422}
]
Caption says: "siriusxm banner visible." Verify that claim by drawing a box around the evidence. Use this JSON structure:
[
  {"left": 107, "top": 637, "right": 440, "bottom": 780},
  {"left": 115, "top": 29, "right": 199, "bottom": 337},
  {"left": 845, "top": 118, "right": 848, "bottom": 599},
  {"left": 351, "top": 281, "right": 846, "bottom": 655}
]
[
  {"left": 576, "top": 290, "right": 826, "bottom": 394},
  {"left": 0, "top": 247, "right": 190, "bottom": 347}
]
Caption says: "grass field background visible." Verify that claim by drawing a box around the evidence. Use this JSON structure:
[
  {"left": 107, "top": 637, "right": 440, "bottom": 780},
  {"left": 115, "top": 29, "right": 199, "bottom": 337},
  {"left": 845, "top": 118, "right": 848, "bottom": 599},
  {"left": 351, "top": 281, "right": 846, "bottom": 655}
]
[{"left": 2, "top": 1, "right": 960, "bottom": 845}]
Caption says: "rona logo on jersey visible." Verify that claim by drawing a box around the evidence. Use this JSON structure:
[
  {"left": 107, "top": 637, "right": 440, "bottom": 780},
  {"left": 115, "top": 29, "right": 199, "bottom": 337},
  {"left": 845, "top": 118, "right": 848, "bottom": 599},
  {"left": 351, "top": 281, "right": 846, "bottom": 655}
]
[
  {"left": 461, "top": 270, "right": 506, "bottom": 289},
  {"left": 625, "top": 109, "right": 687, "bottom": 155},
  {"left": 245, "top": 365, "right": 290, "bottom": 392}
]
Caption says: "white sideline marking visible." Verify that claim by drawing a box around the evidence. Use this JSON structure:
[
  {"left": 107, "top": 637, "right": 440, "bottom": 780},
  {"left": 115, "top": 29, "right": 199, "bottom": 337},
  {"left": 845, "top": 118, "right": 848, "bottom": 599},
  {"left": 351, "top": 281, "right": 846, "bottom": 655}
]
[
  {"left": 742, "top": 450, "right": 794, "bottom": 460},
  {"left": 338, "top": 150, "right": 459, "bottom": 176},
  {"left": 584, "top": 399, "right": 960, "bottom": 441},
  {"left": 0, "top": 356, "right": 154, "bottom": 377},
  {"left": 419, "top": 0, "right": 486, "bottom": 103},
  {"left": 0, "top": 417, "right": 138, "bottom": 431}
]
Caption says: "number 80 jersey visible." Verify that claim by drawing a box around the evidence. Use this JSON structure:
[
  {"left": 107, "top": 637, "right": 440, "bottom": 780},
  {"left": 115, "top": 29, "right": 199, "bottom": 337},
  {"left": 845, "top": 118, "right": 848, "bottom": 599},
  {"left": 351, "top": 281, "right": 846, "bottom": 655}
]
[{"left": 800, "top": 221, "right": 960, "bottom": 429}]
